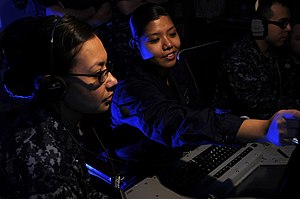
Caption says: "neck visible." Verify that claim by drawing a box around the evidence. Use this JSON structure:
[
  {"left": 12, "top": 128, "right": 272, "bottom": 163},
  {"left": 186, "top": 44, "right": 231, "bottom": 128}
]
[
  {"left": 291, "top": 55, "right": 300, "bottom": 65},
  {"left": 57, "top": 101, "right": 82, "bottom": 130},
  {"left": 255, "top": 39, "right": 270, "bottom": 56}
]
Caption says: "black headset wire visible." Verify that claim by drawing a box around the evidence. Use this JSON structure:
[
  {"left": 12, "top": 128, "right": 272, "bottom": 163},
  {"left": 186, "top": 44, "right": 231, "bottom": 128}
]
[
  {"left": 48, "top": 18, "right": 63, "bottom": 117},
  {"left": 91, "top": 127, "right": 128, "bottom": 199},
  {"left": 177, "top": 40, "right": 221, "bottom": 97},
  {"left": 49, "top": 17, "right": 60, "bottom": 75},
  {"left": 65, "top": 126, "right": 128, "bottom": 199}
]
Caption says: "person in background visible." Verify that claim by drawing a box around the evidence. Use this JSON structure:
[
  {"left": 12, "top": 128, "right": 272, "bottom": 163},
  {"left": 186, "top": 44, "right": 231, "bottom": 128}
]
[
  {"left": 0, "top": 0, "right": 38, "bottom": 31},
  {"left": 213, "top": 0, "right": 300, "bottom": 120},
  {"left": 0, "top": 15, "right": 118, "bottom": 198},
  {"left": 282, "top": 13, "right": 300, "bottom": 101},
  {"left": 109, "top": 0, "right": 169, "bottom": 79},
  {"left": 38, "top": 0, "right": 112, "bottom": 29},
  {"left": 289, "top": 19, "right": 300, "bottom": 66},
  {"left": 110, "top": 3, "right": 300, "bottom": 180}
]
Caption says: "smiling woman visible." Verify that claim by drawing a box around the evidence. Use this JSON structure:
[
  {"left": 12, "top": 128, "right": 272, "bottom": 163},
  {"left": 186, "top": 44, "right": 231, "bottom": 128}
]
[
  {"left": 109, "top": 3, "right": 300, "bottom": 184},
  {"left": 0, "top": 15, "right": 117, "bottom": 198}
]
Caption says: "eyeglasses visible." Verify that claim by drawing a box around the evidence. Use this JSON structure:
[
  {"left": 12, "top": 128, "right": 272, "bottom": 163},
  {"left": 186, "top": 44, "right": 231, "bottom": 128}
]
[
  {"left": 267, "top": 18, "right": 290, "bottom": 29},
  {"left": 64, "top": 67, "right": 112, "bottom": 86}
]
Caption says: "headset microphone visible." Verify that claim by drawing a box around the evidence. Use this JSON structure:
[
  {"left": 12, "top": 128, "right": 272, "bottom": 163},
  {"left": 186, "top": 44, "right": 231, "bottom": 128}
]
[{"left": 111, "top": 100, "right": 130, "bottom": 117}]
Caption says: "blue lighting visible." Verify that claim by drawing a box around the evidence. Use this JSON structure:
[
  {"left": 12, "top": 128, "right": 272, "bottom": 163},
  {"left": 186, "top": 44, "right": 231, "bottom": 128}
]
[
  {"left": 86, "top": 163, "right": 112, "bottom": 184},
  {"left": 3, "top": 84, "right": 34, "bottom": 100},
  {"left": 85, "top": 163, "right": 134, "bottom": 190},
  {"left": 265, "top": 121, "right": 280, "bottom": 146},
  {"left": 214, "top": 108, "right": 231, "bottom": 115},
  {"left": 265, "top": 114, "right": 300, "bottom": 146}
]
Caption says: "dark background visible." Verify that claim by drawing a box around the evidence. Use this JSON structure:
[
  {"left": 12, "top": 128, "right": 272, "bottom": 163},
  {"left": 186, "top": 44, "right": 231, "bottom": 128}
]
[{"left": 0, "top": 0, "right": 257, "bottom": 47}]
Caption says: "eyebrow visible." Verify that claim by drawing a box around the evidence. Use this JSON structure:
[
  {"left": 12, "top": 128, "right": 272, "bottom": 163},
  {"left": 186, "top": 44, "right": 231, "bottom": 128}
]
[
  {"left": 168, "top": 26, "right": 176, "bottom": 31},
  {"left": 146, "top": 26, "right": 176, "bottom": 37},
  {"left": 90, "top": 60, "right": 106, "bottom": 70}
]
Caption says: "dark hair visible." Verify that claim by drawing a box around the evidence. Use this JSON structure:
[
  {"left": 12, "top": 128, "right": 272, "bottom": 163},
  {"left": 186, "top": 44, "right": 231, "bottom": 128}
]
[
  {"left": 0, "top": 16, "right": 43, "bottom": 97},
  {"left": 129, "top": 3, "right": 169, "bottom": 39},
  {"left": 255, "top": 0, "right": 290, "bottom": 19},
  {"left": 1, "top": 15, "right": 96, "bottom": 97},
  {"left": 291, "top": 15, "right": 300, "bottom": 26},
  {"left": 290, "top": 2, "right": 300, "bottom": 26}
]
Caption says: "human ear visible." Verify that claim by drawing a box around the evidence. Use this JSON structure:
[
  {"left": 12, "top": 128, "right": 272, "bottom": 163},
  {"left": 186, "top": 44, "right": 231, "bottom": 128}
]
[{"left": 129, "top": 38, "right": 139, "bottom": 49}]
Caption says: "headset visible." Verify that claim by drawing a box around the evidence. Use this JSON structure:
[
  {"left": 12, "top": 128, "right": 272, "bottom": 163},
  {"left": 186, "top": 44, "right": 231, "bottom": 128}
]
[
  {"left": 37, "top": 18, "right": 67, "bottom": 102},
  {"left": 251, "top": 15, "right": 268, "bottom": 39},
  {"left": 251, "top": 0, "right": 268, "bottom": 39}
]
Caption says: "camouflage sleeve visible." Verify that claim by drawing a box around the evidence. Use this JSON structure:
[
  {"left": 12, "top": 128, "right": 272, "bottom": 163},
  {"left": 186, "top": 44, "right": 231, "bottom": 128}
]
[{"left": 0, "top": 119, "right": 112, "bottom": 198}]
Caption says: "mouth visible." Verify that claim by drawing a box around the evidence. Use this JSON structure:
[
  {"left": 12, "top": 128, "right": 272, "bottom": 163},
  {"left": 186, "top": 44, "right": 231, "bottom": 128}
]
[
  {"left": 102, "top": 94, "right": 113, "bottom": 104},
  {"left": 162, "top": 51, "right": 177, "bottom": 60},
  {"left": 280, "top": 36, "right": 288, "bottom": 42},
  {"left": 281, "top": 34, "right": 289, "bottom": 39}
]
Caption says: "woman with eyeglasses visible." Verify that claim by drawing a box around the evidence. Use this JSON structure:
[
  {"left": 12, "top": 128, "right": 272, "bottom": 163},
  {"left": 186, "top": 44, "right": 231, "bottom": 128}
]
[
  {"left": 213, "top": 0, "right": 300, "bottom": 120},
  {"left": 0, "top": 15, "right": 117, "bottom": 198},
  {"left": 110, "top": 3, "right": 300, "bottom": 180}
]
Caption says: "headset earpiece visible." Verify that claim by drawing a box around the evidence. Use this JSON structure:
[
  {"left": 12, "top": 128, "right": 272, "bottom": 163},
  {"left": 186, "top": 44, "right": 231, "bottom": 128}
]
[
  {"left": 37, "top": 75, "right": 67, "bottom": 101},
  {"left": 251, "top": 16, "right": 268, "bottom": 39}
]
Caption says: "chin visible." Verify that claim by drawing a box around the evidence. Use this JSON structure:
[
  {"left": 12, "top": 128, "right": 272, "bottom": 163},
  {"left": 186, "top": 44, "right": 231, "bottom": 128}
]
[
  {"left": 164, "top": 61, "right": 176, "bottom": 68},
  {"left": 103, "top": 103, "right": 111, "bottom": 111}
]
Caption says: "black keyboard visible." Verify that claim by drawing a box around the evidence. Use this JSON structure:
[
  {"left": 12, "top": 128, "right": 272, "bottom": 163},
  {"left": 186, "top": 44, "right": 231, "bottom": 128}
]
[{"left": 159, "top": 144, "right": 248, "bottom": 193}]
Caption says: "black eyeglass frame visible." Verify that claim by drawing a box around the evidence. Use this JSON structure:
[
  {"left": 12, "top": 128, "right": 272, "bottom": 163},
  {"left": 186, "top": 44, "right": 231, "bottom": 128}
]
[
  {"left": 64, "top": 68, "right": 112, "bottom": 86},
  {"left": 267, "top": 19, "right": 290, "bottom": 29}
]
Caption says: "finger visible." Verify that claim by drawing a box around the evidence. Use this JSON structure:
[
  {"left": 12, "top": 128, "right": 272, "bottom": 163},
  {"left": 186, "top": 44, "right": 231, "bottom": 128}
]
[
  {"left": 280, "top": 137, "right": 299, "bottom": 146},
  {"left": 281, "top": 109, "right": 300, "bottom": 120},
  {"left": 277, "top": 116, "right": 287, "bottom": 133}
]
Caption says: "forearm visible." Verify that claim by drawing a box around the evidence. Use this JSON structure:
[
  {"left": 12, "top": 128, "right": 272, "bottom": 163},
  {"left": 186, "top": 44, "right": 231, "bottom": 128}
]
[
  {"left": 236, "top": 119, "right": 269, "bottom": 142},
  {"left": 146, "top": 0, "right": 169, "bottom": 4},
  {"left": 116, "top": 0, "right": 146, "bottom": 15},
  {"left": 87, "top": 2, "right": 112, "bottom": 27},
  {"left": 46, "top": 5, "right": 65, "bottom": 17},
  {"left": 46, "top": 5, "right": 95, "bottom": 21}
]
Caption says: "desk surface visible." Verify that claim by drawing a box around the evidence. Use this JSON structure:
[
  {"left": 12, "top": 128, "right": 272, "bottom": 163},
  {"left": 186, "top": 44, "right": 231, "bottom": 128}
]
[{"left": 123, "top": 143, "right": 296, "bottom": 199}]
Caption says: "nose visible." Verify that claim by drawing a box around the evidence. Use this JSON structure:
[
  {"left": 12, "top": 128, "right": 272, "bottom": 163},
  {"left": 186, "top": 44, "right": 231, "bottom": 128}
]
[
  {"left": 162, "top": 37, "right": 173, "bottom": 50},
  {"left": 286, "top": 23, "right": 292, "bottom": 31},
  {"left": 106, "top": 72, "right": 118, "bottom": 88}
]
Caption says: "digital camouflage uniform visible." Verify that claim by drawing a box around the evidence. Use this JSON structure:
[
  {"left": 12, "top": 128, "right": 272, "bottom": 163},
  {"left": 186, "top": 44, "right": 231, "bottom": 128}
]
[
  {"left": 213, "top": 34, "right": 300, "bottom": 119},
  {"left": 0, "top": 106, "right": 111, "bottom": 198}
]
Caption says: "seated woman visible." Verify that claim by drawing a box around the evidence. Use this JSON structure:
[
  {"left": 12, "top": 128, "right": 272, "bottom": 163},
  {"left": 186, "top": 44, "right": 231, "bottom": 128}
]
[
  {"left": 41, "top": 0, "right": 112, "bottom": 28},
  {"left": 110, "top": 3, "right": 300, "bottom": 178},
  {"left": 0, "top": 15, "right": 117, "bottom": 198}
]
